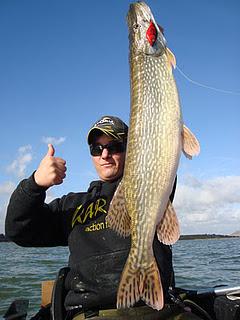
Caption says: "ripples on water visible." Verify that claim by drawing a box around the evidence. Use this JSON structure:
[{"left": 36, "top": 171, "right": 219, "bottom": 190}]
[
  {"left": 1, "top": 238, "right": 240, "bottom": 318},
  {"left": 172, "top": 238, "right": 240, "bottom": 289},
  {"left": 0, "top": 244, "right": 69, "bottom": 317}
]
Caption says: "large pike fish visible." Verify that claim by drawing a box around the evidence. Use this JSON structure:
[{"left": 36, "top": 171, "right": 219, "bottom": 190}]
[{"left": 106, "top": 1, "right": 200, "bottom": 311}]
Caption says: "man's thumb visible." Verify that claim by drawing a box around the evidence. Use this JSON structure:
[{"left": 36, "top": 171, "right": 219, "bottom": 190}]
[{"left": 47, "top": 144, "right": 55, "bottom": 157}]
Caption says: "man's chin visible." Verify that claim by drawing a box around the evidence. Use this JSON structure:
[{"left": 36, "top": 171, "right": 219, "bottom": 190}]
[{"left": 100, "top": 169, "right": 120, "bottom": 181}]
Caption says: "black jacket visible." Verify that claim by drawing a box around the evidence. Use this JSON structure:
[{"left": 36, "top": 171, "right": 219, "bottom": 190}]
[{"left": 5, "top": 174, "right": 176, "bottom": 311}]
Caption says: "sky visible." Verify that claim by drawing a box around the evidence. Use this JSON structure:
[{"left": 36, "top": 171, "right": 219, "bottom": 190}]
[{"left": 0, "top": 0, "right": 239, "bottom": 235}]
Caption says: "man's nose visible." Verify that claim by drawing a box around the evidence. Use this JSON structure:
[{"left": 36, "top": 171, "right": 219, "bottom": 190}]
[{"left": 101, "top": 147, "right": 111, "bottom": 158}]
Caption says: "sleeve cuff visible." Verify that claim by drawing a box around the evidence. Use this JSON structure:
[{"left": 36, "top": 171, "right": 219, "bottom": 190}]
[{"left": 24, "top": 172, "right": 49, "bottom": 194}]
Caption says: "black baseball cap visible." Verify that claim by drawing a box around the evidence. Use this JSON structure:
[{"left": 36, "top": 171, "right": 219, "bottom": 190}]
[{"left": 87, "top": 116, "right": 128, "bottom": 145}]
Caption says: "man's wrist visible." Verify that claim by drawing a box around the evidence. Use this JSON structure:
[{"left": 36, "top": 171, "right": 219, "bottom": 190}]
[{"left": 30, "top": 171, "right": 49, "bottom": 192}]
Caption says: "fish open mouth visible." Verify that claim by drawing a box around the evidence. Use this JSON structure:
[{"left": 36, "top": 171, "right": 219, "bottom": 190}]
[
  {"left": 127, "top": 1, "right": 167, "bottom": 56},
  {"left": 146, "top": 20, "right": 157, "bottom": 46}
]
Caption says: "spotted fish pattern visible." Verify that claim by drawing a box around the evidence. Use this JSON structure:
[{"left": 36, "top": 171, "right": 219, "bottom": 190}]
[{"left": 106, "top": 1, "right": 200, "bottom": 311}]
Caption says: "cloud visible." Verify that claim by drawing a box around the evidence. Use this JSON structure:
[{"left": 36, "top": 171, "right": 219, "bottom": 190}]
[
  {"left": 0, "top": 181, "right": 15, "bottom": 195},
  {"left": 45, "top": 189, "right": 56, "bottom": 204},
  {"left": 6, "top": 145, "right": 33, "bottom": 178},
  {"left": 0, "top": 204, "right": 8, "bottom": 234},
  {"left": 1, "top": 145, "right": 33, "bottom": 233},
  {"left": 42, "top": 136, "right": 66, "bottom": 146},
  {"left": 0, "top": 181, "right": 16, "bottom": 233},
  {"left": 174, "top": 175, "right": 240, "bottom": 235},
  {"left": 18, "top": 145, "right": 32, "bottom": 154}
]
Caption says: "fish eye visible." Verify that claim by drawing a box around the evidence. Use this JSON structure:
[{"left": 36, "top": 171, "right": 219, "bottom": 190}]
[{"left": 133, "top": 23, "right": 140, "bottom": 30}]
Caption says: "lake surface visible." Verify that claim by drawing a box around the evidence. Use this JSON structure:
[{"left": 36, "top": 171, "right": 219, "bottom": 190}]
[{"left": 1, "top": 238, "right": 240, "bottom": 318}]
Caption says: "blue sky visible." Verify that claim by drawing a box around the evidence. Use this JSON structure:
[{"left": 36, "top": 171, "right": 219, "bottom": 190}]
[{"left": 0, "top": 0, "right": 239, "bottom": 235}]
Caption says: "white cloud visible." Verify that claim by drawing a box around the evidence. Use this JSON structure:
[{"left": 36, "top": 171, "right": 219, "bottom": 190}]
[
  {"left": 1, "top": 145, "right": 33, "bottom": 233},
  {"left": 42, "top": 136, "right": 66, "bottom": 146},
  {"left": 0, "top": 181, "right": 16, "bottom": 233},
  {"left": 45, "top": 190, "right": 56, "bottom": 204},
  {"left": 18, "top": 145, "right": 32, "bottom": 154},
  {"left": 6, "top": 145, "right": 33, "bottom": 178},
  {"left": 0, "top": 204, "right": 7, "bottom": 234},
  {"left": 0, "top": 181, "right": 15, "bottom": 195},
  {"left": 174, "top": 175, "right": 240, "bottom": 235}
]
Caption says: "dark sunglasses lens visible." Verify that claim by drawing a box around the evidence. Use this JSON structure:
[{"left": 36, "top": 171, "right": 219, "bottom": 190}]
[
  {"left": 90, "top": 142, "right": 126, "bottom": 156},
  {"left": 90, "top": 145, "right": 102, "bottom": 156},
  {"left": 107, "top": 142, "right": 125, "bottom": 154}
]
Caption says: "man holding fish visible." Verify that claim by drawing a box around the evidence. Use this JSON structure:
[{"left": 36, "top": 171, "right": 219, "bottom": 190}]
[{"left": 6, "top": 2, "right": 201, "bottom": 319}]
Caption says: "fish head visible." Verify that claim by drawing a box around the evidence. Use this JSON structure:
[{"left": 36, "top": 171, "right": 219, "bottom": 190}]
[{"left": 127, "top": 1, "right": 166, "bottom": 57}]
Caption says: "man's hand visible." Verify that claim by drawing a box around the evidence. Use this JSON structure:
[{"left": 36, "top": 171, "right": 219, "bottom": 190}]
[{"left": 34, "top": 144, "right": 67, "bottom": 188}]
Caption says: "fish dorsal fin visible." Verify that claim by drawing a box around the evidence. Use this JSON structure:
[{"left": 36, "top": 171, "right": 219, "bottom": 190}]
[
  {"left": 106, "top": 181, "right": 131, "bottom": 238},
  {"left": 182, "top": 124, "right": 201, "bottom": 159},
  {"left": 166, "top": 47, "right": 176, "bottom": 71},
  {"left": 156, "top": 201, "right": 180, "bottom": 245}
]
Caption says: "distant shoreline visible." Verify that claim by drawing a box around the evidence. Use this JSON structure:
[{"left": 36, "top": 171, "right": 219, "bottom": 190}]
[
  {"left": 179, "top": 234, "right": 240, "bottom": 240},
  {"left": 1, "top": 233, "right": 239, "bottom": 242}
]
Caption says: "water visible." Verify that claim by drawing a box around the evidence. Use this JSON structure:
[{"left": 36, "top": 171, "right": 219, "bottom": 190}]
[
  {"left": 0, "top": 244, "right": 69, "bottom": 318},
  {"left": 173, "top": 238, "right": 240, "bottom": 289},
  {"left": 1, "top": 238, "right": 240, "bottom": 318}
]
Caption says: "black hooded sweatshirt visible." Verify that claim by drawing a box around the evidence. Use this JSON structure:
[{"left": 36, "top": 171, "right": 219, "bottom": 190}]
[{"left": 5, "top": 174, "right": 176, "bottom": 311}]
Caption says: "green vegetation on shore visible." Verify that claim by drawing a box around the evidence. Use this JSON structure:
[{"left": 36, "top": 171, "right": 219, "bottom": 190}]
[
  {"left": 1, "top": 233, "right": 239, "bottom": 242},
  {"left": 180, "top": 234, "right": 239, "bottom": 240}
]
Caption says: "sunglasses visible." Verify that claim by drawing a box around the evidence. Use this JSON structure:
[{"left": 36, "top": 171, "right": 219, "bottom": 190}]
[{"left": 90, "top": 141, "right": 126, "bottom": 156}]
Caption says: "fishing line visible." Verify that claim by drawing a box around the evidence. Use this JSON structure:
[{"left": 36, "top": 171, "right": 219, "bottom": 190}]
[{"left": 176, "top": 65, "right": 240, "bottom": 96}]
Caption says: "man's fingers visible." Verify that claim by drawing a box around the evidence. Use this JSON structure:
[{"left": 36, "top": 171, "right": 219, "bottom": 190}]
[
  {"left": 45, "top": 170, "right": 65, "bottom": 186},
  {"left": 53, "top": 167, "right": 67, "bottom": 179},
  {"left": 47, "top": 144, "right": 55, "bottom": 157},
  {"left": 54, "top": 160, "right": 67, "bottom": 173},
  {"left": 58, "top": 164, "right": 67, "bottom": 173},
  {"left": 52, "top": 175, "right": 64, "bottom": 185},
  {"left": 52, "top": 168, "right": 66, "bottom": 185},
  {"left": 55, "top": 157, "right": 66, "bottom": 165}
]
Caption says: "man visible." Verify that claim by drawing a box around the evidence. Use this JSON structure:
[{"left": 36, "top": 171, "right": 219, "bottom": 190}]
[{"left": 5, "top": 116, "right": 186, "bottom": 320}]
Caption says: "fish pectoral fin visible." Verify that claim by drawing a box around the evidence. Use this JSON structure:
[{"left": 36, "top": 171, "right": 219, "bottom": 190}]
[
  {"left": 106, "top": 181, "right": 131, "bottom": 238},
  {"left": 166, "top": 47, "right": 176, "bottom": 71},
  {"left": 117, "top": 256, "right": 164, "bottom": 311},
  {"left": 182, "top": 124, "right": 201, "bottom": 159},
  {"left": 157, "top": 201, "right": 180, "bottom": 245}
]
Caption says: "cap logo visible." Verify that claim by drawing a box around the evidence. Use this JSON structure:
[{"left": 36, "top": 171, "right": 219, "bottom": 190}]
[{"left": 96, "top": 117, "right": 115, "bottom": 126}]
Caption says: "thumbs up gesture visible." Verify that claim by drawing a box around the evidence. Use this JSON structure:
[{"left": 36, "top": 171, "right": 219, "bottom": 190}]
[{"left": 34, "top": 144, "right": 67, "bottom": 188}]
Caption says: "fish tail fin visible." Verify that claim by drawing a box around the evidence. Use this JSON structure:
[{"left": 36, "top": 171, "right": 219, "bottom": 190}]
[
  {"left": 117, "top": 254, "right": 164, "bottom": 311},
  {"left": 117, "top": 258, "right": 141, "bottom": 309},
  {"left": 141, "top": 258, "right": 164, "bottom": 310}
]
